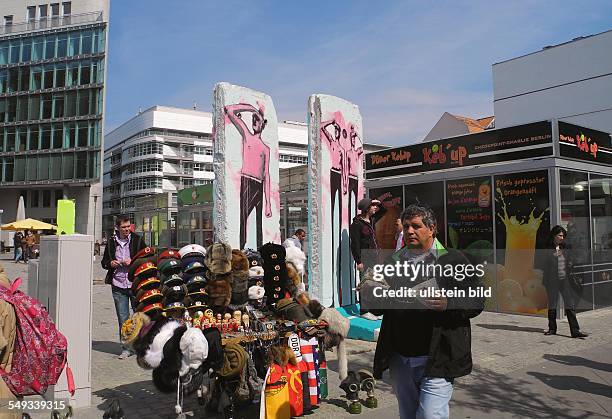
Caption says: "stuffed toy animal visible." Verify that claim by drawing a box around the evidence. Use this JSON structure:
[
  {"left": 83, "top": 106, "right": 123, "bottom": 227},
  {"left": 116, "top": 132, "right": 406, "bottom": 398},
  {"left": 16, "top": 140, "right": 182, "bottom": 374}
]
[{"left": 303, "top": 293, "right": 349, "bottom": 380}]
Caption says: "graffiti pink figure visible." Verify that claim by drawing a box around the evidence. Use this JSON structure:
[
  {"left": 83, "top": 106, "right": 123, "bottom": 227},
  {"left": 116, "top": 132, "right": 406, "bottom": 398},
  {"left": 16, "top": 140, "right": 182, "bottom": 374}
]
[{"left": 224, "top": 103, "right": 272, "bottom": 249}]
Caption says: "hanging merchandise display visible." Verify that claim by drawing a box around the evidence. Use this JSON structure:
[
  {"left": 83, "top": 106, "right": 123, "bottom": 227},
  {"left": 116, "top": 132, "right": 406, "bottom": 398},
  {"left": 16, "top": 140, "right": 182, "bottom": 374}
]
[{"left": 119, "top": 242, "right": 374, "bottom": 419}]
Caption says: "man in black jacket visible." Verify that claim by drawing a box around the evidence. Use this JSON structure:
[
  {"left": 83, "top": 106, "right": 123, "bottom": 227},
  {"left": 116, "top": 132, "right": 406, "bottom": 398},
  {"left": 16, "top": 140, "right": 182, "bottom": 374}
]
[
  {"left": 101, "top": 215, "right": 146, "bottom": 359},
  {"left": 368, "top": 204, "right": 483, "bottom": 419}
]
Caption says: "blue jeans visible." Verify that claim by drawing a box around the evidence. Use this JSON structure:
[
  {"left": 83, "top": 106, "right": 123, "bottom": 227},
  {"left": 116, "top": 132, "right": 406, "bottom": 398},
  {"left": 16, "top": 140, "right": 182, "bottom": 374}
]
[
  {"left": 111, "top": 286, "right": 132, "bottom": 350},
  {"left": 389, "top": 353, "right": 454, "bottom": 419},
  {"left": 14, "top": 246, "right": 22, "bottom": 262}
]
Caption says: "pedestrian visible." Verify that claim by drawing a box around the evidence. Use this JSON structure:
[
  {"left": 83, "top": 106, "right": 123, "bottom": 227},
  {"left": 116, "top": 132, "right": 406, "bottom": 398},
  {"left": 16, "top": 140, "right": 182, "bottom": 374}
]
[
  {"left": 13, "top": 233, "right": 23, "bottom": 263},
  {"left": 368, "top": 204, "right": 484, "bottom": 419},
  {"left": 283, "top": 228, "right": 306, "bottom": 251},
  {"left": 349, "top": 198, "right": 386, "bottom": 319},
  {"left": 24, "top": 231, "right": 35, "bottom": 261},
  {"left": 101, "top": 215, "right": 147, "bottom": 359},
  {"left": 394, "top": 218, "right": 404, "bottom": 251},
  {"left": 20, "top": 232, "right": 28, "bottom": 263},
  {"left": 542, "top": 225, "right": 588, "bottom": 338}
]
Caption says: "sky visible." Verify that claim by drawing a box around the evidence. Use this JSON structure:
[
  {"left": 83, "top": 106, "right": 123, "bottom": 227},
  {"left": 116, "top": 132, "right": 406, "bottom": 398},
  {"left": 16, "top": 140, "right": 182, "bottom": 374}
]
[{"left": 105, "top": 0, "right": 612, "bottom": 146}]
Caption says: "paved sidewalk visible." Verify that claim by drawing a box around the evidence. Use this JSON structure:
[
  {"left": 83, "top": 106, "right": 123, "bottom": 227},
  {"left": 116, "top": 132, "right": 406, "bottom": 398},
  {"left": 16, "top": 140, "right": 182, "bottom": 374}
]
[{"left": 0, "top": 255, "right": 610, "bottom": 418}]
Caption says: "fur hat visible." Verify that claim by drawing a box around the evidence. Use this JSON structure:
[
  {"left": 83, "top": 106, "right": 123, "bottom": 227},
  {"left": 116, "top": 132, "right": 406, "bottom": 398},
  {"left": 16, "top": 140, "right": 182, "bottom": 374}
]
[
  {"left": 201, "top": 327, "right": 223, "bottom": 371},
  {"left": 249, "top": 266, "right": 264, "bottom": 278},
  {"left": 262, "top": 259, "right": 290, "bottom": 308},
  {"left": 285, "top": 245, "right": 306, "bottom": 277},
  {"left": 286, "top": 263, "right": 302, "bottom": 298},
  {"left": 120, "top": 312, "right": 151, "bottom": 348},
  {"left": 231, "top": 249, "right": 250, "bottom": 273},
  {"left": 248, "top": 285, "right": 265, "bottom": 301},
  {"left": 179, "top": 327, "right": 209, "bottom": 377},
  {"left": 259, "top": 243, "right": 286, "bottom": 265},
  {"left": 152, "top": 324, "right": 187, "bottom": 393},
  {"left": 132, "top": 318, "right": 178, "bottom": 369},
  {"left": 205, "top": 278, "right": 232, "bottom": 311},
  {"left": 205, "top": 243, "right": 232, "bottom": 275},
  {"left": 230, "top": 270, "right": 249, "bottom": 305},
  {"left": 243, "top": 248, "right": 263, "bottom": 268}
]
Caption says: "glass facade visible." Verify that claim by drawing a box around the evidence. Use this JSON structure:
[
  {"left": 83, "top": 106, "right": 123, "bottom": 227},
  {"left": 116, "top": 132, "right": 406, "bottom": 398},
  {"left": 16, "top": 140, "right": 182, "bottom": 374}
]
[{"left": 0, "top": 24, "right": 106, "bottom": 184}]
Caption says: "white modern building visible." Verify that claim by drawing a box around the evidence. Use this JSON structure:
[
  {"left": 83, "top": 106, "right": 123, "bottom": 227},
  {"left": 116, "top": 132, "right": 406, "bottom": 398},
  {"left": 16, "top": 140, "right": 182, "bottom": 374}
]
[
  {"left": 0, "top": 0, "right": 110, "bottom": 245},
  {"left": 493, "top": 29, "right": 612, "bottom": 133},
  {"left": 102, "top": 105, "right": 387, "bottom": 237}
]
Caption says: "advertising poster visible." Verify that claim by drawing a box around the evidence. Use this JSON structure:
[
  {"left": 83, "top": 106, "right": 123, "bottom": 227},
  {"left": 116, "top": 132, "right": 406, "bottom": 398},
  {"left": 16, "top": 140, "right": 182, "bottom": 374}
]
[
  {"left": 404, "top": 182, "right": 446, "bottom": 245},
  {"left": 212, "top": 82, "right": 281, "bottom": 249},
  {"left": 446, "top": 177, "right": 494, "bottom": 263},
  {"left": 494, "top": 170, "right": 550, "bottom": 315},
  {"left": 368, "top": 186, "right": 403, "bottom": 250},
  {"left": 308, "top": 94, "right": 364, "bottom": 307}
]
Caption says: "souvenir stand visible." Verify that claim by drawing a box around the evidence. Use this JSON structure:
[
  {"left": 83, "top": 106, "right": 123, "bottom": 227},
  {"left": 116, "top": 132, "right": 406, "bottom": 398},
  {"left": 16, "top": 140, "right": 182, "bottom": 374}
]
[{"left": 120, "top": 242, "right": 362, "bottom": 419}]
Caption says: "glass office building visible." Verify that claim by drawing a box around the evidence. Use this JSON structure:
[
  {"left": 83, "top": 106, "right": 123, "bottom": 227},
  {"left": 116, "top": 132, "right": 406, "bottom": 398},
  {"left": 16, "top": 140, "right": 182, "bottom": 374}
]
[{"left": 0, "top": 1, "right": 109, "bottom": 241}]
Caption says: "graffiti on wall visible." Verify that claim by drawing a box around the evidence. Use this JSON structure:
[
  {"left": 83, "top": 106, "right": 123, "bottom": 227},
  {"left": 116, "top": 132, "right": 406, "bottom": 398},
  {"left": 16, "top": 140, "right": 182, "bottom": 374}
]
[
  {"left": 308, "top": 95, "right": 364, "bottom": 307},
  {"left": 213, "top": 82, "right": 280, "bottom": 249}
]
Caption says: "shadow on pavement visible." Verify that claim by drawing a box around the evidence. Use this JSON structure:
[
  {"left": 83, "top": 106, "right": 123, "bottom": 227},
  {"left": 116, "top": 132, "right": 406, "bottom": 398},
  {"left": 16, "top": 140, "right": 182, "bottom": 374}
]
[
  {"left": 92, "top": 340, "right": 123, "bottom": 356},
  {"left": 543, "top": 354, "right": 612, "bottom": 373},
  {"left": 528, "top": 372, "right": 612, "bottom": 399},
  {"left": 93, "top": 379, "right": 259, "bottom": 419},
  {"left": 475, "top": 323, "right": 545, "bottom": 333},
  {"left": 452, "top": 367, "right": 598, "bottom": 418}
]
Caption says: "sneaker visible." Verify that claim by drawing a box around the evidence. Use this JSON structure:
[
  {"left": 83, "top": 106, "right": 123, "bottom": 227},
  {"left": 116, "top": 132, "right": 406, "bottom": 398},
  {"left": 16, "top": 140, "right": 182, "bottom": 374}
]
[
  {"left": 118, "top": 349, "right": 133, "bottom": 360},
  {"left": 361, "top": 312, "right": 382, "bottom": 321}
]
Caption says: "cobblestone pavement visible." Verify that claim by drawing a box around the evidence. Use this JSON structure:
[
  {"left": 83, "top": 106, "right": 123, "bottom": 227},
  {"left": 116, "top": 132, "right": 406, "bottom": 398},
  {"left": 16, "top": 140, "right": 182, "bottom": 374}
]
[{"left": 1, "top": 255, "right": 610, "bottom": 418}]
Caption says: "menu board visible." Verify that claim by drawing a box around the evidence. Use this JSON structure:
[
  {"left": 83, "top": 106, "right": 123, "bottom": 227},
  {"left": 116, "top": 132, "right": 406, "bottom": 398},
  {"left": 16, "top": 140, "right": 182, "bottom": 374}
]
[
  {"left": 403, "top": 182, "right": 446, "bottom": 245},
  {"left": 368, "top": 186, "right": 404, "bottom": 250},
  {"left": 446, "top": 177, "right": 494, "bottom": 264},
  {"left": 493, "top": 170, "right": 550, "bottom": 315}
]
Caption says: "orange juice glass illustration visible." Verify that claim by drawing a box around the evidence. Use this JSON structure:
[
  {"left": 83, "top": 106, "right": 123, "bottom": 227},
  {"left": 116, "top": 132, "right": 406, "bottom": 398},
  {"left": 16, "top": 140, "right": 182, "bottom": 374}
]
[{"left": 478, "top": 183, "right": 491, "bottom": 208}]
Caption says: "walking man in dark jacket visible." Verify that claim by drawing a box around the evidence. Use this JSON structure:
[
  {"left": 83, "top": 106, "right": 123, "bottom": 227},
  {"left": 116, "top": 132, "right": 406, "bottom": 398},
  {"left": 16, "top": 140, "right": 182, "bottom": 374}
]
[
  {"left": 350, "top": 197, "right": 386, "bottom": 318},
  {"left": 101, "top": 215, "right": 146, "bottom": 359},
  {"left": 368, "top": 204, "right": 484, "bottom": 419}
]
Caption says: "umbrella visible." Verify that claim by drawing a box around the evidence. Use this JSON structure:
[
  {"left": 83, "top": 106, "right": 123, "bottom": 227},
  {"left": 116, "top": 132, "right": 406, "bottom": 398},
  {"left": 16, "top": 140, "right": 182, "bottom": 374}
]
[
  {"left": 16, "top": 196, "right": 25, "bottom": 221},
  {"left": 1, "top": 218, "right": 57, "bottom": 231}
]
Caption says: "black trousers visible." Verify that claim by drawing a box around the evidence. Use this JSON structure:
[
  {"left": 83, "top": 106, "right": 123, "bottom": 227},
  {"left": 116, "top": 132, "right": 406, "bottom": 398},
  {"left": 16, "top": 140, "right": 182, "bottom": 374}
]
[
  {"left": 546, "top": 279, "right": 580, "bottom": 335},
  {"left": 240, "top": 176, "right": 263, "bottom": 250}
]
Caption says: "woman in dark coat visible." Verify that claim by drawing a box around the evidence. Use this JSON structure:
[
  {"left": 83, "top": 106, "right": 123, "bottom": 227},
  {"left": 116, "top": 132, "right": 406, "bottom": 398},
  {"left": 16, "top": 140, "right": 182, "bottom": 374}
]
[{"left": 542, "top": 225, "right": 588, "bottom": 338}]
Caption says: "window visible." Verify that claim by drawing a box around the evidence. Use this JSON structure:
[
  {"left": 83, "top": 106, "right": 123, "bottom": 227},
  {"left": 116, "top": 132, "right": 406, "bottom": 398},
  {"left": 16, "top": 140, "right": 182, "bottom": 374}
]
[
  {"left": 81, "top": 31, "right": 92, "bottom": 55},
  {"left": 32, "top": 38, "right": 44, "bottom": 61},
  {"left": 4, "top": 16, "right": 13, "bottom": 27},
  {"left": 29, "top": 95, "right": 40, "bottom": 120},
  {"left": 57, "top": 35, "right": 67, "bottom": 58},
  {"left": 39, "top": 157, "right": 50, "bottom": 181},
  {"left": 62, "top": 2, "right": 72, "bottom": 16},
  {"left": 53, "top": 93, "right": 64, "bottom": 119},
  {"left": 39, "top": 5, "right": 48, "bottom": 19},
  {"left": 43, "top": 66, "right": 54, "bottom": 89},
  {"left": 45, "top": 36, "right": 55, "bottom": 60},
  {"left": 22, "top": 41, "right": 31, "bottom": 62},
  {"left": 51, "top": 4, "right": 60, "bottom": 17},
  {"left": 27, "top": 7, "right": 36, "bottom": 22},
  {"left": 55, "top": 189, "right": 63, "bottom": 204},
  {"left": 30, "top": 190, "right": 39, "bottom": 208},
  {"left": 279, "top": 154, "right": 308, "bottom": 164},
  {"left": 27, "top": 156, "right": 37, "bottom": 180}
]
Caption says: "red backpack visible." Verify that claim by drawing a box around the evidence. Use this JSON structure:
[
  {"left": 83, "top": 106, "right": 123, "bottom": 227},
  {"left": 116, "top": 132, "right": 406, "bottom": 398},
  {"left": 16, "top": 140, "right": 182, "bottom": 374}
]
[{"left": 0, "top": 278, "right": 73, "bottom": 396}]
